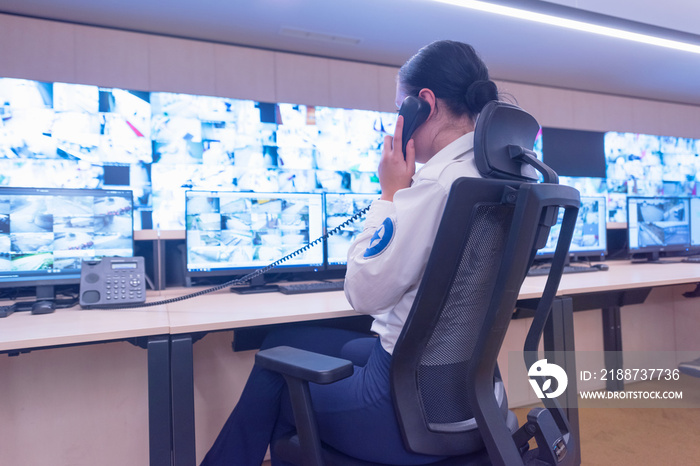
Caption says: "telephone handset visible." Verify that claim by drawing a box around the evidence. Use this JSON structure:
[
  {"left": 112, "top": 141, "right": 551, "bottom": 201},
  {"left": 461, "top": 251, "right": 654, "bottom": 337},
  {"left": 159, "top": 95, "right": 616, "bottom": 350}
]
[{"left": 398, "top": 96, "right": 430, "bottom": 159}]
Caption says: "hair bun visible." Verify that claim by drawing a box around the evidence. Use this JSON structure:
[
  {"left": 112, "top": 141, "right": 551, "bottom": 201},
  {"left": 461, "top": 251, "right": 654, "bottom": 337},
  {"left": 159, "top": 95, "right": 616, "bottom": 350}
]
[{"left": 465, "top": 80, "right": 498, "bottom": 114}]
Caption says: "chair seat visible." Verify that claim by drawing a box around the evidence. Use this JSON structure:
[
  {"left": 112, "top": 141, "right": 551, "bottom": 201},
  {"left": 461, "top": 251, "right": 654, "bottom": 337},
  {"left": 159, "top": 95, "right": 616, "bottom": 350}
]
[{"left": 273, "top": 411, "right": 519, "bottom": 466}]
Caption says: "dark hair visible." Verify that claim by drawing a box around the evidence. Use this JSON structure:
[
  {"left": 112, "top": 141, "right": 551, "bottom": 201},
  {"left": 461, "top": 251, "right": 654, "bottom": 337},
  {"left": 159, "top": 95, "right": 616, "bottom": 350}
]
[{"left": 398, "top": 40, "right": 498, "bottom": 120}]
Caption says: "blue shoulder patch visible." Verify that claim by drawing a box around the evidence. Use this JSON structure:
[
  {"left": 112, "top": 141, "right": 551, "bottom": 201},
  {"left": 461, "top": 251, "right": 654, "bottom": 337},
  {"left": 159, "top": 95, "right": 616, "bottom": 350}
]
[{"left": 363, "top": 217, "right": 395, "bottom": 258}]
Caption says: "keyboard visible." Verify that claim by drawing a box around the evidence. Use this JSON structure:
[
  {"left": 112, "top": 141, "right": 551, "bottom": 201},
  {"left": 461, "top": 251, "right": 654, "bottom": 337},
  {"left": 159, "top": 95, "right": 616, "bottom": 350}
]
[
  {"left": 527, "top": 264, "right": 601, "bottom": 277},
  {"left": 681, "top": 256, "right": 700, "bottom": 263},
  {"left": 277, "top": 280, "right": 345, "bottom": 295}
]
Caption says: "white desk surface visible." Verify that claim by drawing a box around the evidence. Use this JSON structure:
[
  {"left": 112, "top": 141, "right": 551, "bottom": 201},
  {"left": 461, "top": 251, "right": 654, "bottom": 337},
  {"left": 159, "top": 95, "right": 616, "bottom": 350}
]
[
  {"left": 167, "top": 260, "right": 700, "bottom": 334},
  {"left": 0, "top": 294, "right": 169, "bottom": 352},
  {"left": 518, "top": 260, "right": 700, "bottom": 300},
  {"left": 166, "top": 287, "right": 356, "bottom": 334},
  {"left": 1, "top": 261, "right": 697, "bottom": 350}
]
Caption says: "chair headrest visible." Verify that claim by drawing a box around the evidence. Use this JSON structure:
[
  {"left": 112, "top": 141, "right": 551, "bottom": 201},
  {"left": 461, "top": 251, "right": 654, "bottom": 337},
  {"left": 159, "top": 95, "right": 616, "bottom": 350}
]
[{"left": 474, "top": 101, "right": 558, "bottom": 184}]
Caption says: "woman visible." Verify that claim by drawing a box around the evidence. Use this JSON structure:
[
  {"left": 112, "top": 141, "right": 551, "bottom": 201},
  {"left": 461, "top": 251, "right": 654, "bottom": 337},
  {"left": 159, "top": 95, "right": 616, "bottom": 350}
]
[{"left": 201, "top": 39, "right": 500, "bottom": 466}]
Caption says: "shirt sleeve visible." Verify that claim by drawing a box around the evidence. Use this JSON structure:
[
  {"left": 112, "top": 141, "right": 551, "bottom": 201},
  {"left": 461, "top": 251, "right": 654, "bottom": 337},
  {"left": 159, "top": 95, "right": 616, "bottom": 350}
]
[{"left": 344, "top": 180, "right": 450, "bottom": 315}]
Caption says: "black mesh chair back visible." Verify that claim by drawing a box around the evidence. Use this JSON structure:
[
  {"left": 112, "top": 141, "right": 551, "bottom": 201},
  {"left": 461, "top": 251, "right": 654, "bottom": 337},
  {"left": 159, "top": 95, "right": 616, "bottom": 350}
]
[
  {"left": 391, "top": 178, "right": 515, "bottom": 455},
  {"left": 390, "top": 101, "right": 580, "bottom": 462},
  {"left": 392, "top": 176, "right": 578, "bottom": 458}
]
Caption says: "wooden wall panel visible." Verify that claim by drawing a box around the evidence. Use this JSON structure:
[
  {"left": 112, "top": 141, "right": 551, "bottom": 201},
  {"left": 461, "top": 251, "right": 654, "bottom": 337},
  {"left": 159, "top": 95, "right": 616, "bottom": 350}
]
[
  {"left": 214, "top": 44, "right": 276, "bottom": 102},
  {"left": 3, "top": 13, "right": 700, "bottom": 138},
  {"left": 329, "top": 59, "right": 379, "bottom": 110},
  {"left": 274, "top": 52, "right": 330, "bottom": 106},
  {"left": 378, "top": 65, "right": 399, "bottom": 112},
  {"left": 74, "top": 26, "right": 150, "bottom": 91},
  {"left": 0, "top": 14, "right": 76, "bottom": 84},
  {"left": 0, "top": 342, "right": 149, "bottom": 466},
  {"left": 148, "top": 35, "right": 216, "bottom": 95}
]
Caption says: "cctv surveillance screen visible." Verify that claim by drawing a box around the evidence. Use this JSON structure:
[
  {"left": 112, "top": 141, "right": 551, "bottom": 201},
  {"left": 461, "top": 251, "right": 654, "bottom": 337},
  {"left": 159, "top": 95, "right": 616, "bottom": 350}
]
[
  {"left": 185, "top": 191, "right": 324, "bottom": 275},
  {"left": 627, "top": 196, "right": 690, "bottom": 252},
  {"left": 0, "top": 187, "right": 134, "bottom": 284},
  {"left": 324, "top": 193, "right": 377, "bottom": 267},
  {"left": 537, "top": 196, "right": 607, "bottom": 258}
]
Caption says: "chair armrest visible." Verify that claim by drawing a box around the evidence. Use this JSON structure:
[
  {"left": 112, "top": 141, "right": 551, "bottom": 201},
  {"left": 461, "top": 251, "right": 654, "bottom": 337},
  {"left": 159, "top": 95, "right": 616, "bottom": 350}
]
[
  {"left": 256, "top": 346, "right": 353, "bottom": 466},
  {"left": 255, "top": 346, "right": 354, "bottom": 384}
]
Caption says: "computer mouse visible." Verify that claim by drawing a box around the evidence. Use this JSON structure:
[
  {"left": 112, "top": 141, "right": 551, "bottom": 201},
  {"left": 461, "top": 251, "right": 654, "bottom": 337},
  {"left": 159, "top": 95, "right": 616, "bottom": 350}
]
[
  {"left": 31, "top": 300, "right": 56, "bottom": 315},
  {"left": 593, "top": 263, "right": 609, "bottom": 271}
]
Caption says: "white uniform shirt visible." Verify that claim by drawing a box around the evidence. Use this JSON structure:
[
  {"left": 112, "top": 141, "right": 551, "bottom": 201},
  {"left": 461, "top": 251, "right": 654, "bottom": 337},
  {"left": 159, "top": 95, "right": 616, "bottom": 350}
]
[{"left": 344, "top": 132, "right": 482, "bottom": 354}]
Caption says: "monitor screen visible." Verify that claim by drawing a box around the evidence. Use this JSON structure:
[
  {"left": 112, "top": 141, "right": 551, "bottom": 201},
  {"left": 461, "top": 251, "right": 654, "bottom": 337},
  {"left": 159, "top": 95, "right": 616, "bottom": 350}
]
[
  {"left": 0, "top": 187, "right": 134, "bottom": 289},
  {"left": 185, "top": 191, "right": 324, "bottom": 277},
  {"left": 537, "top": 196, "right": 607, "bottom": 259},
  {"left": 324, "top": 193, "right": 377, "bottom": 268},
  {"left": 604, "top": 131, "right": 700, "bottom": 223},
  {"left": 690, "top": 197, "right": 700, "bottom": 249},
  {"left": 627, "top": 196, "right": 690, "bottom": 255},
  {"left": 542, "top": 128, "right": 606, "bottom": 178},
  {"left": 1, "top": 77, "right": 397, "bottom": 232}
]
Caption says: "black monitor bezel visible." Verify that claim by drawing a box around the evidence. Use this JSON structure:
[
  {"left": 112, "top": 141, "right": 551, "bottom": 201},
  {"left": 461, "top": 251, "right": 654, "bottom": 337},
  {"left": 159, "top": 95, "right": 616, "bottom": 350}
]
[
  {"left": 0, "top": 186, "right": 135, "bottom": 290},
  {"left": 184, "top": 190, "right": 326, "bottom": 281},
  {"left": 626, "top": 195, "right": 691, "bottom": 256}
]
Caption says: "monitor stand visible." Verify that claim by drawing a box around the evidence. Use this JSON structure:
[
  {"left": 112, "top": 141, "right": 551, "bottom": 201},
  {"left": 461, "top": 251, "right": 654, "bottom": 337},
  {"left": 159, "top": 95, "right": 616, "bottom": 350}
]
[
  {"left": 230, "top": 275, "right": 280, "bottom": 294},
  {"left": 32, "top": 285, "right": 56, "bottom": 314},
  {"left": 36, "top": 285, "right": 55, "bottom": 301},
  {"left": 630, "top": 251, "right": 678, "bottom": 264}
]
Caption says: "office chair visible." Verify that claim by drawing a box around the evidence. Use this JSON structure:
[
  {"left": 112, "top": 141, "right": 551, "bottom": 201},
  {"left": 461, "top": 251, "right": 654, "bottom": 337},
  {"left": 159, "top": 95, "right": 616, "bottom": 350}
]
[{"left": 256, "top": 101, "right": 581, "bottom": 466}]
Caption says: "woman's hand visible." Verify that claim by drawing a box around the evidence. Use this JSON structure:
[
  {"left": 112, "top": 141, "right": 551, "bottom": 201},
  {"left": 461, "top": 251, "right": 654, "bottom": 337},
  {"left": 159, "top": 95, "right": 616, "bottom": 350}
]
[{"left": 378, "top": 115, "right": 416, "bottom": 202}]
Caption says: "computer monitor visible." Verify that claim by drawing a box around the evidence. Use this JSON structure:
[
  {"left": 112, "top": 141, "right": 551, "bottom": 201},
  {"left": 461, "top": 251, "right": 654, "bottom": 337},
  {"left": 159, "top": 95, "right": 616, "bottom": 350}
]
[
  {"left": 0, "top": 187, "right": 135, "bottom": 301},
  {"left": 536, "top": 196, "right": 607, "bottom": 260},
  {"left": 185, "top": 191, "right": 324, "bottom": 287},
  {"left": 324, "top": 193, "right": 378, "bottom": 269},
  {"left": 690, "top": 197, "right": 700, "bottom": 251},
  {"left": 627, "top": 196, "right": 691, "bottom": 261}
]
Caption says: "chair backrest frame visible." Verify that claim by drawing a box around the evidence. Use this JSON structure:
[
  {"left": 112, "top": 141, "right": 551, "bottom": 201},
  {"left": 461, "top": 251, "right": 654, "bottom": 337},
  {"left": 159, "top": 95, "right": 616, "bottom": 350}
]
[
  {"left": 390, "top": 100, "right": 580, "bottom": 463},
  {"left": 390, "top": 176, "right": 579, "bottom": 457}
]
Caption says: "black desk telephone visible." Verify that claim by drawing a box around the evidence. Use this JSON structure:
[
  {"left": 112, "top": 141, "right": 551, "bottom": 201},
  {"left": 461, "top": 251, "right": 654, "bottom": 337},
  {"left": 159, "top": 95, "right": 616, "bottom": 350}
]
[
  {"left": 79, "top": 256, "right": 146, "bottom": 308},
  {"left": 398, "top": 96, "right": 430, "bottom": 158}
]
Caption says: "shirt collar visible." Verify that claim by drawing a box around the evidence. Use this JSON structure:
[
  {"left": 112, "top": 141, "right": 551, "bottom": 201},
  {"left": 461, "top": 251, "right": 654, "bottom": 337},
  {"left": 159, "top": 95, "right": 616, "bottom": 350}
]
[{"left": 412, "top": 132, "right": 475, "bottom": 182}]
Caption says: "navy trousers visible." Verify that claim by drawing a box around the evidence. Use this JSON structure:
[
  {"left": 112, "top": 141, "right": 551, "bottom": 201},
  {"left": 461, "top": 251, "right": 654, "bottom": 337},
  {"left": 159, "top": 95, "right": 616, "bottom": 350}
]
[{"left": 199, "top": 326, "right": 443, "bottom": 465}]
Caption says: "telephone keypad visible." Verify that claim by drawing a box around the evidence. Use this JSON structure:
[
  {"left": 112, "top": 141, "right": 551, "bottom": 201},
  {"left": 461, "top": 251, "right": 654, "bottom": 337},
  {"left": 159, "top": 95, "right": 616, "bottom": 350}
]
[
  {"left": 103, "top": 270, "right": 143, "bottom": 301},
  {"left": 79, "top": 257, "right": 146, "bottom": 308}
]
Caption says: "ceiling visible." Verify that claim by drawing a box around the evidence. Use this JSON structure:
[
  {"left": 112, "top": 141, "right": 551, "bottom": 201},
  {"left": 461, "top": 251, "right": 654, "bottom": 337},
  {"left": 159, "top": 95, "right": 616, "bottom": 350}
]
[{"left": 2, "top": 0, "right": 700, "bottom": 105}]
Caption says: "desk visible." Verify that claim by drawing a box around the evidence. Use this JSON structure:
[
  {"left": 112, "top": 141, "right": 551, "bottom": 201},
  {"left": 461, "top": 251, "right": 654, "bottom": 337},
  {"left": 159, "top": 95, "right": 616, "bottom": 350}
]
[
  {"left": 2, "top": 261, "right": 697, "bottom": 465},
  {"left": 166, "top": 260, "right": 699, "bottom": 466},
  {"left": 166, "top": 289, "right": 358, "bottom": 334},
  {"left": 519, "top": 260, "right": 700, "bottom": 299},
  {"left": 520, "top": 260, "right": 700, "bottom": 390},
  {"left": 0, "top": 299, "right": 172, "bottom": 466}
]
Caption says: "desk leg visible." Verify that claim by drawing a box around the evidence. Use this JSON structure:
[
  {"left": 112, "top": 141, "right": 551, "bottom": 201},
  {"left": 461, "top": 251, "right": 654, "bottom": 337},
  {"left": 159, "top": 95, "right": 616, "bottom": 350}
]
[
  {"left": 148, "top": 336, "right": 172, "bottom": 466},
  {"left": 544, "top": 296, "right": 581, "bottom": 466},
  {"left": 171, "top": 334, "right": 196, "bottom": 466},
  {"left": 602, "top": 306, "right": 624, "bottom": 391}
]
